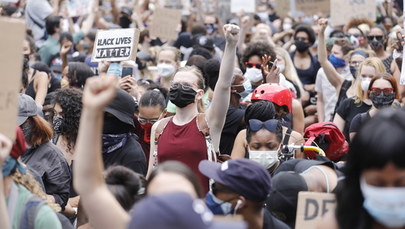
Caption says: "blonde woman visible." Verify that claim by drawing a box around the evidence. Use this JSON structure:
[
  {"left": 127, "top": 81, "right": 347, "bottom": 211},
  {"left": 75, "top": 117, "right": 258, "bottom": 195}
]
[
  {"left": 333, "top": 57, "right": 386, "bottom": 141},
  {"left": 275, "top": 47, "right": 306, "bottom": 100}
]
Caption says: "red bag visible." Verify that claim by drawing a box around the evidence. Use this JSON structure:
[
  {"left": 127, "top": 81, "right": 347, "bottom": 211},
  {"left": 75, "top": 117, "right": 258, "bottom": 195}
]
[{"left": 303, "top": 122, "right": 348, "bottom": 161}]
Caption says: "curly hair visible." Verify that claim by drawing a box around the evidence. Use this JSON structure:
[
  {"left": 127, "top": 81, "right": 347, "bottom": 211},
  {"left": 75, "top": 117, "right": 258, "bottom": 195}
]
[
  {"left": 242, "top": 41, "right": 276, "bottom": 64},
  {"left": 52, "top": 88, "right": 83, "bottom": 152}
]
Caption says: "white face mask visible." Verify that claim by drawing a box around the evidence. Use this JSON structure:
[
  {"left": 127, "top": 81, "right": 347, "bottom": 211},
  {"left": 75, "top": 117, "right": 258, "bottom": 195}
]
[
  {"left": 248, "top": 148, "right": 279, "bottom": 169},
  {"left": 361, "top": 77, "right": 371, "bottom": 91},
  {"left": 283, "top": 23, "right": 292, "bottom": 31},
  {"left": 157, "top": 63, "right": 176, "bottom": 78},
  {"left": 244, "top": 68, "right": 263, "bottom": 83},
  {"left": 360, "top": 176, "right": 405, "bottom": 228},
  {"left": 276, "top": 63, "right": 285, "bottom": 73}
]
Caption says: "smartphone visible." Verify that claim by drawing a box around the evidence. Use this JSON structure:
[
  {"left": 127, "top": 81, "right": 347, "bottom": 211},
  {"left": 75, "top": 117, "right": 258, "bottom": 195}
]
[
  {"left": 122, "top": 66, "right": 134, "bottom": 77},
  {"left": 267, "top": 61, "right": 274, "bottom": 69}
]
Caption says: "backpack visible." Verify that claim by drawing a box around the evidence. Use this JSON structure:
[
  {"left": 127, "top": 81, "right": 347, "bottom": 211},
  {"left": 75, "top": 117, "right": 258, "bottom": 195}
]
[
  {"left": 303, "top": 122, "right": 348, "bottom": 161},
  {"left": 152, "top": 113, "right": 217, "bottom": 168}
]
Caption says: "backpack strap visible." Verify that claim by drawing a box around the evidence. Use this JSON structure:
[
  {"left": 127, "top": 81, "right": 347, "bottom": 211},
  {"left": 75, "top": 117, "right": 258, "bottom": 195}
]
[
  {"left": 196, "top": 113, "right": 210, "bottom": 136},
  {"left": 283, "top": 128, "right": 292, "bottom": 146},
  {"left": 152, "top": 117, "right": 172, "bottom": 168},
  {"left": 20, "top": 195, "right": 47, "bottom": 229},
  {"left": 196, "top": 113, "right": 217, "bottom": 162}
]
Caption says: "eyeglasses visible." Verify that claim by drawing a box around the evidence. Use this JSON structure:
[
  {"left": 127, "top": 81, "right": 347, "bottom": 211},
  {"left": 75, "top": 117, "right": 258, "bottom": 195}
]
[
  {"left": 347, "top": 33, "right": 362, "bottom": 38},
  {"left": 170, "top": 82, "right": 194, "bottom": 91},
  {"left": 367, "top": 35, "right": 384, "bottom": 41},
  {"left": 138, "top": 112, "right": 164, "bottom": 124},
  {"left": 369, "top": 88, "right": 394, "bottom": 96},
  {"left": 248, "top": 119, "right": 279, "bottom": 132},
  {"left": 349, "top": 61, "right": 362, "bottom": 66},
  {"left": 295, "top": 37, "right": 309, "bottom": 42},
  {"left": 211, "top": 183, "right": 236, "bottom": 196},
  {"left": 245, "top": 62, "right": 262, "bottom": 69}
]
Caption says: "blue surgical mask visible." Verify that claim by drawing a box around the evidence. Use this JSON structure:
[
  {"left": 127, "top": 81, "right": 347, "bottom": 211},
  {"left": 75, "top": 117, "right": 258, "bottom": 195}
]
[
  {"left": 205, "top": 191, "right": 233, "bottom": 215},
  {"left": 107, "top": 63, "right": 123, "bottom": 77},
  {"left": 349, "top": 66, "right": 358, "bottom": 78},
  {"left": 328, "top": 54, "right": 346, "bottom": 68},
  {"left": 360, "top": 176, "right": 405, "bottom": 228}
]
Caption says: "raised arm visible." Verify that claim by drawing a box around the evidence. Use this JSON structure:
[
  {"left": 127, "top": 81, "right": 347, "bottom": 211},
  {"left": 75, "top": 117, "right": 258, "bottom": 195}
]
[
  {"left": 73, "top": 75, "right": 129, "bottom": 229},
  {"left": 206, "top": 24, "right": 239, "bottom": 151},
  {"left": 317, "top": 18, "right": 344, "bottom": 89}
]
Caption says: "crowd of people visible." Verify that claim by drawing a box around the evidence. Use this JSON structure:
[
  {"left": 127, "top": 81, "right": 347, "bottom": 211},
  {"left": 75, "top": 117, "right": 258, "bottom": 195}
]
[{"left": 1, "top": 0, "right": 405, "bottom": 228}]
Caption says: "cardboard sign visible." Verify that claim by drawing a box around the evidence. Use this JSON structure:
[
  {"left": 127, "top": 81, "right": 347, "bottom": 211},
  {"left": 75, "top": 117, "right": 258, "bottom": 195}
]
[
  {"left": 295, "top": 192, "right": 336, "bottom": 229},
  {"left": 400, "top": 6, "right": 405, "bottom": 85},
  {"left": 0, "top": 18, "right": 25, "bottom": 141},
  {"left": 231, "top": 0, "right": 255, "bottom": 13},
  {"left": 67, "top": 0, "right": 94, "bottom": 17},
  {"left": 92, "top": 28, "right": 140, "bottom": 62},
  {"left": 275, "top": 0, "right": 292, "bottom": 17},
  {"left": 149, "top": 8, "right": 182, "bottom": 40},
  {"left": 296, "top": 0, "right": 330, "bottom": 16},
  {"left": 330, "top": 0, "right": 376, "bottom": 26}
]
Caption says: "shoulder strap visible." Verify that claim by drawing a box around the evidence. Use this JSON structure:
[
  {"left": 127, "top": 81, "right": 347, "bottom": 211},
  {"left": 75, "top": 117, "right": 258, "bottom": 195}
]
[
  {"left": 154, "top": 117, "right": 172, "bottom": 144},
  {"left": 20, "top": 195, "right": 47, "bottom": 229},
  {"left": 196, "top": 113, "right": 210, "bottom": 136},
  {"left": 26, "top": 10, "right": 44, "bottom": 29}
]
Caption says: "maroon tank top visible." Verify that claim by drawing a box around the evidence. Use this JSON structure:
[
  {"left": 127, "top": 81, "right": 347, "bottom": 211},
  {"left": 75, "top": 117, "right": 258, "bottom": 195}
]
[{"left": 157, "top": 116, "right": 209, "bottom": 193}]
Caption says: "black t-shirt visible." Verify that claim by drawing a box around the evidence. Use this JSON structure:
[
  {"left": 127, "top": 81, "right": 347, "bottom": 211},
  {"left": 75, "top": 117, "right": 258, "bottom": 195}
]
[
  {"left": 102, "top": 135, "right": 147, "bottom": 175},
  {"left": 349, "top": 111, "right": 371, "bottom": 134},
  {"left": 272, "top": 159, "right": 343, "bottom": 178},
  {"left": 336, "top": 98, "right": 371, "bottom": 142},
  {"left": 219, "top": 106, "right": 245, "bottom": 155},
  {"left": 263, "top": 208, "right": 291, "bottom": 229}
]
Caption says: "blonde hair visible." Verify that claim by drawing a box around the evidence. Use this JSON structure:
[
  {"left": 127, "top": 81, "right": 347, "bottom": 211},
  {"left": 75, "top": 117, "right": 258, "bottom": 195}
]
[
  {"left": 349, "top": 57, "right": 386, "bottom": 104},
  {"left": 11, "top": 170, "right": 61, "bottom": 212},
  {"left": 275, "top": 47, "right": 305, "bottom": 97}
]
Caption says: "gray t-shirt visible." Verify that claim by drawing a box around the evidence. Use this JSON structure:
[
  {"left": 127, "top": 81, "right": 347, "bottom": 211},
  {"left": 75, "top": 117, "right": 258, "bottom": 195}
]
[{"left": 25, "top": 0, "right": 53, "bottom": 48}]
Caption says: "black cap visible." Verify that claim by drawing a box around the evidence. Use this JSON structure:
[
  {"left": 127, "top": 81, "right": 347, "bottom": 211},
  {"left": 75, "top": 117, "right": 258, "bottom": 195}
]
[
  {"left": 199, "top": 158, "right": 271, "bottom": 202},
  {"left": 104, "top": 89, "right": 136, "bottom": 127}
]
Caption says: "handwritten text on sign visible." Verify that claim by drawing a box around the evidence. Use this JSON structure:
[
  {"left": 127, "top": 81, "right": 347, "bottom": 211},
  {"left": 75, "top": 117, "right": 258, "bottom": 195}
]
[
  {"left": 295, "top": 192, "right": 336, "bottom": 229},
  {"left": 92, "top": 28, "right": 139, "bottom": 62}
]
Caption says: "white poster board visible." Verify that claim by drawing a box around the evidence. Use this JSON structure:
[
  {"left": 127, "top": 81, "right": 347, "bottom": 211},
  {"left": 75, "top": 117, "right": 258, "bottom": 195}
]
[
  {"left": 231, "top": 0, "right": 255, "bottom": 13},
  {"left": 0, "top": 18, "right": 26, "bottom": 141},
  {"left": 295, "top": 192, "right": 336, "bottom": 229},
  {"left": 67, "top": 0, "right": 94, "bottom": 17},
  {"left": 92, "top": 28, "right": 140, "bottom": 62},
  {"left": 330, "top": 0, "right": 376, "bottom": 26}
]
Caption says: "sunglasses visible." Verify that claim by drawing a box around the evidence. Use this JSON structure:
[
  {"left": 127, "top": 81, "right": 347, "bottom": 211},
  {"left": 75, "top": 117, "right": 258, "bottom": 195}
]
[
  {"left": 367, "top": 35, "right": 384, "bottom": 41},
  {"left": 369, "top": 88, "right": 394, "bottom": 96},
  {"left": 211, "top": 183, "right": 235, "bottom": 196},
  {"left": 245, "top": 62, "right": 262, "bottom": 69},
  {"left": 248, "top": 119, "right": 279, "bottom": 132}
]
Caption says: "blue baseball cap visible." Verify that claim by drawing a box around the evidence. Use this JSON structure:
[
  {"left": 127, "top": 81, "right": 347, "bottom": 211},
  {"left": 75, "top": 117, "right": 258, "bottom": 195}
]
[
  {"left": 199, "top": 158, "right": 272, "bottom": 202},
  {"left": 128, "top": 192, "right": 247, "bottom": 229}
]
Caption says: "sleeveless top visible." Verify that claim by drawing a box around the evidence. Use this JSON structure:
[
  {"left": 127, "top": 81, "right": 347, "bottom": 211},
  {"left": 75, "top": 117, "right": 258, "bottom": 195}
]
[
  {"left": 157, "top": 116, "right": 209, "bottom": 193},
  {"left": 383, "top": 55, "right": 393, "bottom": 74},
  {"left": 290, "top": 51, "right": 321, "bottom": 85}
]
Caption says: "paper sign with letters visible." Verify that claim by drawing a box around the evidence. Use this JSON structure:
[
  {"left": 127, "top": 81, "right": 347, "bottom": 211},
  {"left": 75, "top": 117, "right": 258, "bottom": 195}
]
[
  {"left": 296, "top": 0, "right": 330, "bottom": 16},
  {"left": 231, "top": 0, "right": 255, "bottom": 13},
  {"left": 295, "top": 192, "right": 336, "bottom": 229},
  {"left": 331, "top": 0, "right": 376, "bottom": 26},
  {"left": 0, "top": 18, "right": 26, "bottom": 141},
  {"left": 92, "top": 28, "right": 140, "bottom": 62},
  {"left": 67, "top": 0, "right": 94, "bottom": 17},
  {"left": 149, "top": 8, "right": 182, "bottom": 40}
]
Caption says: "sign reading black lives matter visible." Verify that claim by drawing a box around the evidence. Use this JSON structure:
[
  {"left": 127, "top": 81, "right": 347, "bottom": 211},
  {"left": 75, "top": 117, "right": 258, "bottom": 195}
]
[{"left": 92, "top": 28, "right": 140, "bottom": 62}]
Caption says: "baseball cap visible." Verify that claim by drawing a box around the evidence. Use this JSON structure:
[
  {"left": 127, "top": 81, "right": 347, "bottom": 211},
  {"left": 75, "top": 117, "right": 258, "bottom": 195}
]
[
  {"left": 199, "top": 158, "right": 272, "bottom": 202},
  {"left": 18, "top": 94, "right": 42, "bottom": 126},
  {"left": 266, "top": 171, "right": 308, "bottom": 224},
  {"left": 128, "top": 192, "right": 247, "bottom": 229},
  {"left": 193, "top": 35, "right": 215, "bottom": 51},
  {"left": 104, "top": 89, "right": 136, "bottom": 127}
]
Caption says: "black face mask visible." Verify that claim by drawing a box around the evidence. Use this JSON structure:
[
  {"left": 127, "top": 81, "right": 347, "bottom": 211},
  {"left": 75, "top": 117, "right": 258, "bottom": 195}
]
[
  {"left": 370, "top": 40, "right": 384, "bottom": 50},
  {"left": 350, "top": 66, "right": 358, "bottom": 79},
  {"left": 295, "top": 40, "right": 310, "bottom": 53},
  {"left": 169, "top": 85, "right": 197, "bottom": 108},
  {"left": 369, "top": 93, "right": 395, "bottom": 109},
  {"left": 119, "top": 16, "right": 132, "bottom": 28},
  {"left": 53, "top": 117, "right": 64, "bottom": 135}
]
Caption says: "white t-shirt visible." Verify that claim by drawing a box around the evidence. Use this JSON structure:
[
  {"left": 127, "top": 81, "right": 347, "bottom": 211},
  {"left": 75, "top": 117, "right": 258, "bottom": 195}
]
[
  {"left": 315, "top": 66, "right": 353, "bottom": 121},
  {"left": 25, "top": 0, "right": 53, "bottom": 48}
]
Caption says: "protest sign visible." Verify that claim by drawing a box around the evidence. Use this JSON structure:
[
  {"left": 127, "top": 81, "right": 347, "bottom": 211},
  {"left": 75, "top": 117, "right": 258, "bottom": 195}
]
[
  {"left": 296, "top": 0, "right": 330, "bottom": 16},
  {"left": 400, "top": 6, "right": 405, "bottom": 85},
  {"left": 92, "top": 28, "right": 140, "bottom": 62},
  {"left": 295, "top": 192, "right": 336, "bottom": 229},
  {"left": 149, "top": 8, "right": 182, "bottom": 40},
  {"left": 0, "top": 18, "right": 25, "bottom": 141},
  {"left": 67, "top": 0, "right": 94, "bottom": 17},
  {"left": 330, "top": 0, "right": 376, "bottom": 26},
  {"left": 231, "top": 0, "right": 255, "bottom": 13},
  {"left": 0, "top": 0, "right": 19, "bottom": 3},
  {"left": 275, "top": 0, "right": 291, "bottom": 17}
]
